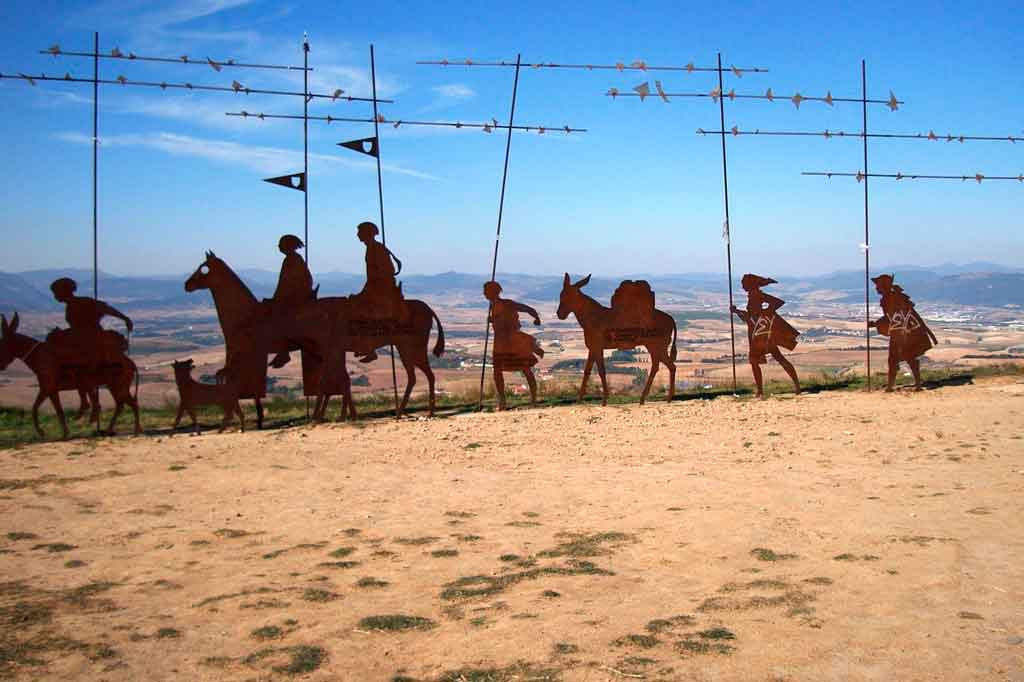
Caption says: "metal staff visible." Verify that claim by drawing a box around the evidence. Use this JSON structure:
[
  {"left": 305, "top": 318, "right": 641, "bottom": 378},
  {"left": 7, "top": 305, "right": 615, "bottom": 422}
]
[
  {"left": 715, "top": 52, "right": 738, "bottom": 394},
  {"left": 699, "top": 128, "right": 1021, "bottom": 143},
  {"left": 861, "top": 60, "right": 871, "bottom": 391},
  {"left": 477, "top": 54, "right": 522, "bottom": 410},
  {"left": 369, "top": 45, "right": 401, "bottom": 418}
]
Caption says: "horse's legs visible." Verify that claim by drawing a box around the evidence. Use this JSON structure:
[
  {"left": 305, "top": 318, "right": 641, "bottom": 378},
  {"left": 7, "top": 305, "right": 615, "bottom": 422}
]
[
  {"left": 236, "top": 401, "right": 246, "bottom": 431},
  {"left": 770, "top": 348, "right": 801, "bottom": 394},
  {"left": 578, "top": 356, "right": 594, "bottom": 402},
  {"left": 31, "top": 391, "right": 47, "bottom": 438},
  {"left": 493, "top": 366, "right": 506, "bottom": 411},
  {"left": 640, "top": 348, "right": 660, "bottom": 405},
  {"left": 524, "top": 368, "right": 538, "bottom": 405},
  {"left": 423, "top": 361, "right": 437, "bottom": 417},
  {"left": 75, "top": 388, "right": 90, "bottom": 420},
  {"left": 189, "top": 408, "right": 200, "bottom": 435},
  {"left": 106, "top": 396, "right": 124, "bottom": 436},
  {"left": 172, "top": 403, "right": 185, "bottom": 431},
  {"left": 255, "top": 398, "right": 264, "bottom": 429},
  {"left": 50, "top": 393, "right": 69, "bottom": 440},
  {"left": 398, "top": 352, "right": 417, "bottom": 417},
  {"left": 89, "top": 387, "right": 102, "bottom": 431},
  {"left": 595, "top": 355, "right": 609, "bottom": 406},
  {"left": 665, "top": 353, "right": 677, "bottom": 402}
]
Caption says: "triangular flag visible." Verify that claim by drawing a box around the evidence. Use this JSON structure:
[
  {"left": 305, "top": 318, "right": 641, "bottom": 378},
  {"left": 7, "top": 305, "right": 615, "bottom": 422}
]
[
  {"left": 47, "top": 44, "right": 61, "bottom": 55},
  {"left": 928, "top": 130, "right": 937, "bottom": 140},
  {"left": 606, "top": 87, "right": 619, "bottom": 98},
  {"left": 730, "top": 126, "right": 740, "bottom": 136},
  {"left": 111, "top": 47, "right": 123, "bottom": 58},
  {"left": 791, "top": 92, "right": 804, "bottom": 108},
  {"left": 686, "top": 62, "right": 695, "bottom": 73},
  {"left": 206, "top": 57, "right": 222, "bottom": 72},
  {"left": 263, "top": 172, "right": 306, "bottom": 192},
  {"left": 764, "top": 88, "right": 774, "bottom": 101},
  {"left": 633, "top": 82, "right": 650, "bottom": 100},
  {"left": 824, "top": 90, "right": 833, "bottom": 106},
  {"left": 338, "top": 137, "right": 379, "bottom": 158},
  {"left": 731, "top": 65, "right": 742, "bottom": 78},
  {"left": 856, "top": 171, "right": 865, "bottom": 182},
  {"left": 975, "top": 173, "right": 984, "bottom": 183},
  {"left": 710, "top": 86, "right": 721, "bottom": 102},
  {"left": 655, "top": 80, "right": 669, "bottom": 103},
  {"left": 887, "top": 91, "right": 899, "bottom": 111}
]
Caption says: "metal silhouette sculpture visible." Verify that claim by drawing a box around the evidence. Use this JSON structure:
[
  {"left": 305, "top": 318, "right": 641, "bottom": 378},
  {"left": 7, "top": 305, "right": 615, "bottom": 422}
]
[
  {"left": 556, "top": 274, "right": 677, "bottom": 405},
  {"left": 185, "top": 239, "right": 445, "bottom": 419},
  {"left": 348, "top": 221, "right": 408, "bottom": 362},
  {"left": 0, "top": 312, "right": 140, "bottom": 438},
  {"left": 483, "top": 281, "right": 543, "bottom": 409},
  {"left": 266, "top": 234, "right": 316, "bottom": 369},
  {"left": 869, "top": 274, "right": 937, "bottom": 391},
  {"left": 171, "top": 359, "right": 245, "bottom": 433},
  {"left": 730, "top": 274, "right": 801, "bottom": 398}
]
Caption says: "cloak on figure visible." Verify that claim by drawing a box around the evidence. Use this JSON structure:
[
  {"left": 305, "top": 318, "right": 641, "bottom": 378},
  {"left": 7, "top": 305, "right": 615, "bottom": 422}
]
[
  {"left": 872, "top": 275, "right": 935, "bottom": 362},
  {"left": 740, "top": 274, "right": 799, "bottom": 365}
]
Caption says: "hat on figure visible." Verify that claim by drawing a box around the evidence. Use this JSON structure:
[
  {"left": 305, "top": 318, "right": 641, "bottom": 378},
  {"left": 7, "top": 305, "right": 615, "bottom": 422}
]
[
  {"left": 278, "top": 234, "right": 304, "bottom": 252},
  {"left": 871, "top": 273, "right": 895, "bottom": 291},
  {"left": 740, "top": 274, "right": 777, "bottom": 291},
  {"left": 49, "top": 277, "right": 78, "bottom": 298},
  {"left": 356, "top": 222, "right": 379, "bottom": 239}
]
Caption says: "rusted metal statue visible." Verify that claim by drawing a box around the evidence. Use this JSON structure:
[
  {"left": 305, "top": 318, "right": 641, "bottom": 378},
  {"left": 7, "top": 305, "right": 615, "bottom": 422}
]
[
  {"left": 171, "top": 358, "right": 245, "bottom": 434},
  {"left": 348, "top": 221, "right": 409, "bottom": 363},
  {"left": 0, "top": 312, "right": 140, "bottom": 438},
  {"left": 869, "top": 274, "right": 937, "bottom": 391},
  {"left": 185, "top": 235, "right": 445, "bottom": 420},
  {"left": 266, "top": 234, "right": 316, "bottom": 369},
  {"left": 483, "top": 281, "right": 544, "bottom": 409},
  {"left": 556, "top": 274, "right": 677, "bottom": 405},
  {"left": 730, "top": 274, "right": 801, "bottom": 398}
]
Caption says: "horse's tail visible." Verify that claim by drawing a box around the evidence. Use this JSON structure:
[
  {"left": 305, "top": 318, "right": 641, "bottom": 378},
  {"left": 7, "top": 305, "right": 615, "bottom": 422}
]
[
  {"left": 669, "top": 315, "right": 678, "bottom": 363},
  {"left": 128, "top": 356, "right": 140, "bottom": 401},
  {"left": 429, "top": 305, "right": 445, "bottom": 357}
]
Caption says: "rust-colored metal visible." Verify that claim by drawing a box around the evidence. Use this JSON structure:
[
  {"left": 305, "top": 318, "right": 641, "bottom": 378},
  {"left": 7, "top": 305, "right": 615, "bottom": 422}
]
[
  {"left": 869, "top": 274, "right": 938, "bottom": 391},
  {"left": 171, "top": 359, "right": 244, "bottom": 434},
  {"left": 184, "top": 232, "right": 445, "bottom": 421},
  {"left": 0, "top": 310, "right": 140, "bottom": 439},
  {"left": 483, "top": 281, "right": 543, "bottom": 410},
  {"left": 730, "top": 274, "right": 801, "bottom": 398},
  {"left": 556, "top": 274, "right": 677, "bottom": 405}
]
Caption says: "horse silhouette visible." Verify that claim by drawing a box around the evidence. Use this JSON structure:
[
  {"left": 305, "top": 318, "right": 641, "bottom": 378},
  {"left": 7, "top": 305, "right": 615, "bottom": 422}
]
[
  {"left": 556, "top": 273, "right": 677, "bottom": 405},
  {"left": 0, "top": 312, "right": 141, "bottom": 438},
  {"left": 185, "top": 252, "right": 445, "bottom": 420}
]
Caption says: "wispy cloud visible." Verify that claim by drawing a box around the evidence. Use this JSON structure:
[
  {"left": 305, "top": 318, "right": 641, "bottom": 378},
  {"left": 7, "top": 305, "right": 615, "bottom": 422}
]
[
  {"left": 432, "top": 83, "right": 475, "bottom": 100},
  {"left": 54, "top": 130, "right": 441, "bottom": 180}
]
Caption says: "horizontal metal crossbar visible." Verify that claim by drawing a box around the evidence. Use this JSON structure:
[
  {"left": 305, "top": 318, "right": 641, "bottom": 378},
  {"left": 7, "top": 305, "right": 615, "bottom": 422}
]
[
  {"left": 226, "top": 111, "right": 585, "bottom": 132},
  {"left": 39, "top": 46, "right": 309, "bottom": 71}
]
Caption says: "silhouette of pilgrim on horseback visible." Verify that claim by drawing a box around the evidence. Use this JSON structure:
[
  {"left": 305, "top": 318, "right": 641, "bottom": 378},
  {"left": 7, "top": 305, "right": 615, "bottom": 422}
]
[
  {"left": 350, "top": 221, "right": 407, "bottom": 362},
  {"left": 265, "top": 234, "right": 314, "bottom": 368},
  {"left": 483, "top": 280, "right": 544, "bottom": 409},
  {"left": 48, "top": 277, "right": 133, "bottom": 366},
  {"left": 869, "top": 273, "right": 937, "bottom": 391},
  {"left": 730, "top": 274, "right": 801, "bottom": 398}
]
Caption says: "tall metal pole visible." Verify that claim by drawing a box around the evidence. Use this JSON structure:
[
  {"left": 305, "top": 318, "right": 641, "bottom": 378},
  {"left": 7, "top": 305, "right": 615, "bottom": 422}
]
[
  {"left": 478, "top": 53, "right": 521, "bottom": 410},
  {"left": 303, "top": 34, "right": 309, "bottom": 266},
  {"left": 862, "top": 60, "right": 871, "bottom": 391},
  {"left": 370, "top": 45, "right": 401, "bottom": 417},
  {"left": 92, "top": 31, "right": 99, "bottom": 300},
  {"left": 303, "top": 34, "right": 310, "bottom": 421},
  {"left": 717, "top": 52, "right": 738, "bottom": 393}
]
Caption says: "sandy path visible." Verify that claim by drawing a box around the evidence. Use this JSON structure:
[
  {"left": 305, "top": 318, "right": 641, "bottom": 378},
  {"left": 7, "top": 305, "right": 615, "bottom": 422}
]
[{"left": 2, "top": 378, "right": 1023, "bottom": 681}]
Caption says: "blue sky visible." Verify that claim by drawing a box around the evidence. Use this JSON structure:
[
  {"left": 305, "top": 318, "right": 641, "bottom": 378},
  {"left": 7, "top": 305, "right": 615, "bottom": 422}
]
[{"left": 0, "top": 0, "right": 1021, "bottom": 278}]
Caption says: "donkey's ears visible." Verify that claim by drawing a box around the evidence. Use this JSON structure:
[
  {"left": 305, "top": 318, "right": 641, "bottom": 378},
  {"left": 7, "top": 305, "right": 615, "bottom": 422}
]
[
  {"left": 10, "top": 312, "right": 18, "bottom": 333},
  {"left": 0, "top": 314, "right": 7, "bottom": 335},
  {"left": 563, "top": 272, "right": 571, "bottom": 286},
  {"left": 576, "top": 274, "right": 592, "bottom": 288}
]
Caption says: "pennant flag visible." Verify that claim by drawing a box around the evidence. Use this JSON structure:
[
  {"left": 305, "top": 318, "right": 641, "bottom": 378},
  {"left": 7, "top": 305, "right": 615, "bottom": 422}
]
[
  {"left": 824, "top": 90, "right": 834, "bottom": 106},
  {"left": 47, "top": 44, "right": 61, "bottom": 55},
  {"left": 19, "top": 73, "right": 36, "bottom": 86},
  {"left": 632, "top": 60, "right": 647, "bottom": 71},
  {"left": 887, "top": 91, "right": 899, "bottom": 111},
  {"left": 615, "top": 62, "right": 625, "bottom": 71},
  {"left": 339, "top": 137, "right": 379, "bottom": 158},
  {"left": 331, "top": 89, "right": 344, "bottom": 100},
  {"left": 731, "top": 65, "right": 742, "bottom": 78},
  {"left": 710, "top": 86, "right": 721, "bottom": 102},
  {"left": 791, "top": 92, "right": 804, "bottom": 108},
  {"left": 765, "top": 87, "right": 774, "bottom": 101},
  {"left": 263, "top": 172, "right": 306, "bottom": 192},
  {"left": 686, "top": 63, "right": 695, "bottom": 73},
  {"left": 633, "top": 82, "right": 650, "bottom": 101},
  {"left": 730, "top": 126, "right": 740, "bottom": 136},
  {"left": 231, "top": 80, "right": 244, "bottom": 92},
  {"left": 607, "top": 87, "right": 620, "bottom": 98},
  {"left": 111, "top": 47, "right": 123, "bottom": 58},
  {"left": 206, "top": 57, "right": 222, "bottom": 72},
  {"left": 855, "top": 171, "right": 865, "bottom": 182},
  {"left": 975, "top": 173, "right": 984, "bottom": 184},
  {"left": 928, "top": 130, "right": 937, "bottom": 140}
]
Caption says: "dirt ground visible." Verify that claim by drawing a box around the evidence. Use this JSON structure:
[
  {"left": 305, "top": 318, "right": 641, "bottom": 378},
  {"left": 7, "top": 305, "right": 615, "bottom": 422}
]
[{"left": 2, "top": 377, "right": 1023, "bottom": 681}]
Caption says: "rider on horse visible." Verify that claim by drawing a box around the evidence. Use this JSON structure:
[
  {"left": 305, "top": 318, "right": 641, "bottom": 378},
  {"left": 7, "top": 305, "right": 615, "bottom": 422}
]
[
  {"left": 47, "top": 277, "right": 133, "bottom": 368},
  {"left": 351, "top": 221, "right": 406, "bottom": 363},
  {"left": 266, "top": 234, "right": 315, "bottom": 369}
]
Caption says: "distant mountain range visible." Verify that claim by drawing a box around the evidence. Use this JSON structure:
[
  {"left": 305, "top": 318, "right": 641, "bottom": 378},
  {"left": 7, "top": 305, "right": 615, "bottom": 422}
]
[{"left": 1, "top": 262, "right": 1020, "bottom": 312}]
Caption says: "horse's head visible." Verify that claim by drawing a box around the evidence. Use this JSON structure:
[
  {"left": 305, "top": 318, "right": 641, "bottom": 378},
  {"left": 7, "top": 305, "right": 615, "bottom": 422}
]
[
  {"left": 556, "top": 273, "right": 591, "bottom": 320},
  {"left": 185, "top": 251, "right": 222, "bottom": 293},
  {"left": 0, "top": 313, "right": 21, "bottom": 370}
]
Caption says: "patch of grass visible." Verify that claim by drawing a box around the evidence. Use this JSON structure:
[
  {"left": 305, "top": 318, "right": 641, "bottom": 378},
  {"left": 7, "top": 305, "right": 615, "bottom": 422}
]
[
  {"left": 542, "top": 590, "right": 561, "bottom": 598},
  {"left": 251, "top": 625, "right": 283, "bottom": 640},
  {"left": 537, "top": 531, "right": 635, "bottom": 558},
  {"left": 499, "top": 554, "right": 520, "bottom": 562},
  {"left": 62, "top": 581, "right": 117, "bottom": 609},
  {"left": 749, "top": 547, "right": 798, "bottom": 562},
  {"left": 317, "top": 561, "right": 360, "bottom": 569},
  {"left": 431, "top": 549, "right": 459, "bottom": 558},
  {"left": 445, "top": 511, "right": 476, "bottom": 518},
  {"left": 676, "top": 638, "right": 734, "bottom": 656},
  {"left": 329, "top": 546, "right": 356, "bottom": 558},
  {"left": 355, "top": 577, "right": 389, "bottom": 589},
  {"left": 463, "top": 442, "right": 483, "bottom": 450},
  {"left": 213, "top": 528, "right": 251, "bottom": 539},
  {"left": 553, "top": 642, "right": 578, "bottom": 655},
  {"left": 193, "top": 586, "right": 275, "bottom": 608},
  {"left": 613, "top": 634, "right": 660, "bottom": 648},
  {"left": 394, "top": 536, "right": 440, "bottom": 546},
  {"left": 698, "top": 627, "right": 735, "bottom": 640},
  {"left": 201, "top": 656, "right": 232, "bottom": 668},
  {"left": 457, "top": 535, "right": 483, "bottom": 543},
  {"left": 343, "top": 528, "right": 362, "bottom": 536},
  {"left": 404, "top": 663, "right": 562, "bottom": 682},
  {"left": 958, "top": 611, "right": 984, "bottom": 620},
  {"left": 645, "top": 615, "right": 696, "bottom": 633},
  {"left": 244, "top": 645, "right": 326, "bottom": 675},
  {"left": 262, "top": 549, "right": 288, "bottom": 560},
  {"left": 32, "top": 543, "right": 76, "bottom": 553},
  {"left": 698, "top": 590, "right": 814, "bottom": 613},
  {"left": 156, "top": 628, "right": 181, "bottom": 639},
  {"left": 358, "top": 615, "right": 438, "bottom": 632},
  {"left": 5, "top": 532, "right": 38, "bottom": 541},
  {"left": 505, "top": 521, "right": 541, "bottom": 528},
  {"left": 301, "top": 589, "right": 338, "bottom": 603},
  {"left": 441, "top": 561, "right": 613, "bottom": 601},
  {"left": 64, "top": 560, "right": 87, "bottom": 569},
  {"left": 719, "top": 579, "right": 789, "bottom": 592},
  {"left": 803, "top": 577, "right": 833, "bottom": 585},
  {"left": 0, "top": 601, "right": 53, "bottom": 627},
  {"left": 168, "top": 464, "right": 187, "bottom": 471}
]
